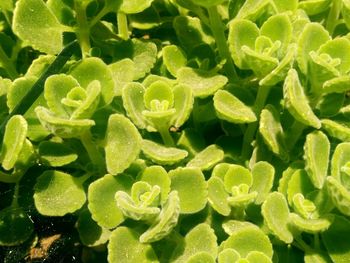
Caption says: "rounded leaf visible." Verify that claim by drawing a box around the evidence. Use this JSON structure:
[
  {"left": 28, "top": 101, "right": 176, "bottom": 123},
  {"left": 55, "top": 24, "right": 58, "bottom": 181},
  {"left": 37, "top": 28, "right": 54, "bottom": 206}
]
[
  {"left": 186, "top": 144, "right": 224, "bottom": 171},
  {"left": 289, "top": 213, "right": 333, "bottom": 233},
  {"left": 171, "top": 84, "right": 194, "bottom": 128},
  {"left": 208, "top": 177, "right": 230, "bottom": 216},
  {"left": 144, "top": 81, "right": 174, "bottom": 109},
  {"left": 38, "top": 141, "right": 77, "bottom": 167},
  {"left": 34, "top": 170, "right": 86, "bottom": 216},
  {"left": 163, "top": 45, "right": 187, "bottom": 77},
  {"left": 251, "top": 161, "right": 275, "bottom": 204},
  {"left": 326, "top": 177, "right": 350, "bottom": 216},
  {"left": 322, "top": 119, "right": 350, "bottom": 142}
]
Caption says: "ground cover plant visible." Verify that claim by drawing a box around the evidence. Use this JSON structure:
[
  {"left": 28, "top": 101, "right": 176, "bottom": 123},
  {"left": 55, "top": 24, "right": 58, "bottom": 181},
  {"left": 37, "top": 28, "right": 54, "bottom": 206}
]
[{"left": 2, "top": 0, "right": 350, "bottom": 262}]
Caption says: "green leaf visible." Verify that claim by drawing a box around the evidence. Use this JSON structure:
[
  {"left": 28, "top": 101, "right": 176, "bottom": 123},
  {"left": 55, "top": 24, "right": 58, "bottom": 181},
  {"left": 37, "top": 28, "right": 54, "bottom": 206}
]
[
  {"left": 108, "top": 227, "right": 158, "bottom": 263},
  {"left": 38, "top": 141, "right": 77, "bottom": 167},
  {"left": 120, "top": 0, "right": 155, "bottom": 14},
  {"left": 70, "top": 58, "right": 115, "bottom": 107},
  {"left": 0, "top": 115, "right": 27, "bottom": 171},
  {"left": 221, "top": 225, "right": 273, "bottom": 258},
  {"left": 222, "top": 164, "right": 252, "bottom": 192},
  {"left": 13, "top": 0, "right": 65, "bottom": 54},
  {"left": 35, "top": 106, "right": 95, "bottom": 138},
  {"left": 169, "top": 167, "right": 207, "bottom": 214},
  {"left": 298, "top": 0, "right": 331, "bottom": 16},
  {"left": 304, "top": 131, "right": 330, "bottom": 189},
  {"left": 141, "top": 139, "right": 188, "bottom": 165},
  {"left": 186, "top": 144, "right": 224, "bottom": 171},
  {"left": 297, "top": 23, "right": 330, "bottom": 74},
  {"left": 208, "top": 176, "right": 230, "bottom": 216},
  {"left": 331, "top": 142, "right": 350, "bottom": 184},
  {"left": 259, "top": 105, "right": 288, "bottom": 162},
  {"left": 326, "top": 177, "right": 350, "bottom": 216},
  {"left": 283, "top": 69, "right": 321, "bottom": 129},
  {"left": 144, "top": 81, "right": 174, "bottom": 109},
  {"left": 171, "top": 223, "right": 218, "bottom": 262},
  {"left": 262, "top": 192, "right": 293, "bottom": 243},
  {"left": 108, "top": 59, "right": 135, "bottom": 96},
  {"left": 213, "top": 90, "right": 257, "bottom": 124},
  {"left": 235, "top": 0, "right": 270, "bottom": 21},
  {"left": 130, "top": 39, "right": 157, "bottom": 80},
  {"left": 218, "top": 249, "right": 240, "bottom": 263},
  {"left": 251, "top": 161, "right": 274, "bottom": 204},
  {"left": 171, "top": 84, "right": 194, "bottom": 128},
  {"left": 186, "top": 252, "right": 216, "bottom": 263},
  {"left": 177, "top": 67, "right": 228, "bottom": 98},
  {"left": 228, "top": 19, "right": 259, "bottom": 69},
  {"left": 77, "top": 209, "right": 111, "bottom": 247},
  {"left": 322, "top": 119, "right": 350, "bottom": 142},
  {"left": 105, "top": 113, "right": 142, "bottom": 175},
  {"left": 46, "top": 0, "right": 75, "bottom": 26},
  {"left": 273, "top": 0, "right": 298, "bottom": 12},
  {"left": 287, "top": 169, "right": 314, "bottom": 204},
  {"left": 88, "top": 174, "right": 133, "bottom": 229},
  {"left": 192, "top": 0, "right": 225, "bottom": 7},
  {"left": 323, "top": 76, "right": 350, "bottom": 94},
  {"left": 34, "top": 170, "right": 86, "bottom": 216},
  {"left": 0, "top": 207, "right": 34, "bottom": 246},
  {"left": 289, "top": 213, "right": 333, "bottom": 233},
  {"left": 163, "top": 45, "right": 187, "bottom": 77},
  {"left": 140, "top": 191, "right": 180, "bottom": 243}
]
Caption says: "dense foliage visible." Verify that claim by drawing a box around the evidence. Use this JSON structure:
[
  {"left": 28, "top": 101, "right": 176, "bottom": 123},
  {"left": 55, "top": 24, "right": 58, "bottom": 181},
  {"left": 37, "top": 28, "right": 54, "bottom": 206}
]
[{"left": 1, "top": 0, "right": 350, "bottom": 262}]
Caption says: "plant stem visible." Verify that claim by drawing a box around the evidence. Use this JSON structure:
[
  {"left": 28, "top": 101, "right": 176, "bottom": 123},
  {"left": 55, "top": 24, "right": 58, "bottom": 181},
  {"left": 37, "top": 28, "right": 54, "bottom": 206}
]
[
  {"left": 326, "top": 0, "right": 342, "bottom": 36},
  {"left": 80, "top": 131, "right": 106, "bottom": 173},
  {"left": 207, "top": 5, "right": 238, "bottom": 81},
  {"left": 117, "top": 12, "right": 129, "bottom": 40},
  {"left": 89, "top": 7, "right": 109, "bottom": 28},
  {"left": 159, "top": 126, "right": 175, "bottom": 147},
  {"left": 11, "top": 183, "right": 20, "bottom": 208},
  {"left": 74, "top": 0, "right": 91, "bottom": 58},
  {"left": 241, "top": 85, "right": 271, "bottom": 160},
  {"left": 0, "top": 45, "right": 18, "bottom": 79}
]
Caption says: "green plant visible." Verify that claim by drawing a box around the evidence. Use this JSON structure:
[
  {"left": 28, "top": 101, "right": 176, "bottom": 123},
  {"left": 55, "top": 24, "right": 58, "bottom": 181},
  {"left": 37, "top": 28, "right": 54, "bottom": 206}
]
[{"left": 2, "top": 0, "right": 350, "bottom": 262}]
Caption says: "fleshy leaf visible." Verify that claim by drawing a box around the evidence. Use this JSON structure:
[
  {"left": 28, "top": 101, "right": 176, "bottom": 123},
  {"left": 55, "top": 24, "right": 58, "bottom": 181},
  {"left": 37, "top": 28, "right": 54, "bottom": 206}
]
[
  {"left": 169, "top": 167, "right": 207, "bottom": 214},
  {"left": 228, "top": 19, "right": 259, "bottom": 69},
  {"left": 297, "top": 23, "right": 330, "bottom": 74},
  {"left": 186, "top": 252, "right": 215, "bottom": 263},
  {"left": 120, "top": 0, "right": 155, "bottom": 14},
  {"left": 186, "top": 144, "right": 224, "bottom": 171},
  {"left": 171, "top": 223, "right": 218, "bottom": 262},
  {"left": 322, "top": 119, "right": 350, "bottom": 142},
  {"left": 331, "top": 142, "right": 350, "bottom": 184},
  {"left": 322, "top": 215, "right": 350, "bottom": 263},
  {"left": 213, "top": 90, "right": 257, "bottom": 124},
  {"left": 88, "top": 174, "right": 133, "bottom": 229},
  {"left": 0, "top": 207, "right": 34, "bottom": 246},
  {"left": 262, "top": 192, "right": 293, "bottom": 243},
  {"left": 0, "top": 115, "right": 27, "bottom": 171},
  {"left": 218, "top": 249, "right": 240, "bottom": 263},
  {"left": 108, "top": 58, "right": 135, "bottom": 96},
  {"left": 163, "top": 45, "right": 187, "bottom": 77},
  {"left": 141, "top": 139, "right": 188, "bottom": 165},
  {"left": 251, "top": 161, "right": 275, "bottom": 204},
  {"left": 171, "top": 84, "right": 194, "bottom": 128},
  {"left": 77, "top": 209, "right": 111, "bottom": 247},
  {"left": 283, "top": 69, "right": 321, "bottom": 129},
  {"left": 140, "top": 191, "right": 180, "bottom": 243},
  {"left": 38, "top": 141, "right": 77, "bottom": 167},
  {"left": 323, "top": 76, "right": 350, "bottom": 94},
  {"left": 246, "top": 251, "right": 272, "bottom": 263},
  {"left": 221, "top": 225, "right": 273, "bottom": 258},
  {"left": 259, "top": 105, "right": 288, "bottom": 161},
  {"left": 287, "top": 169, "right": 314, "bottom": 204},
  {"left": 304, "top": 131, "right": 330, "bottom": 189},
  {"left": 34, "top": 170, "right": 86, "bottom": 216},
  {"left": 177, "top": 67, "right": 228, "bottom": 98},
  {"left": 208, "top": 176, "right": 230, "bottom": 216},
  {"left": 298, "top": 0, "right": 331, "bottom": 16},
  {"left": 143, "top": 81, "right": 174, "bottom": 110},
  {"left": 223, "top": 164, "right": 252, "bottom": 193},
  {"left": 326, "top": 177, "right": 350, "bottom": 216},
  {"left": 130, "top": 39, "right": 157, "bottom": 80},
  {"left": 13, "top": 0, "right": 65, "bottom": 54},
  {"left": 70, "top": 57, "right": 114, "bottom": 106},
  {"left": 105, "top": 113, "right": 142, "bottom": 175},
  {"left": 289, "top": 213, "right": 333, "bottom": 233},
  {"left": 107, "top": 227, "right": 158, "bottom": 263}
]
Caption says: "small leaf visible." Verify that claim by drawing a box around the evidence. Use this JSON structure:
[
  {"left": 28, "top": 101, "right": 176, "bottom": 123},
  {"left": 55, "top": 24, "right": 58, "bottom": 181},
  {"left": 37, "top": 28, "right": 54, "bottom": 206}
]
[
  {"left": 304, "top": 131, "right": 330, "bottom": 189},
  {"left": 326, "top": 177, "right": 350, "bottom": 216},
  {"left": 105, "top": 114, "right": 142, "bottom": 175},
  {"left": 283, "top": 69, "right": 321, "bottom": 129},
  {"left": 77, "top": 209, "right": 111, "bottom": 247},
  {"left": 140, "top": 191, "right": 180, "bottom": 243},
  {"left": 298, "top": 0, "right": 331, "bottom": 16},
  {"left": 186, "top": 144, "right": 224, "bottom": 171},
  {"left": 108, "top": 59, "right": 135, "bottom": 96},
  {"left": 331, "top": 142, "right": 350, "bottom": 183},
  {"left": 88, "top": 174, "right": 133, "bottom": 229},
  {"left": 13, "top": 0, "right": 65, "bottom": 54},
  {"left": 186, "top": 252, "right": 215, "bottom": 263},
  {"left": 259, "top": 105, "right": 289, "bottom": 161},
  {"left": 171, "top": 223, "right": 218, "bottom": 262},
  {"left": 213, "top": 90, "right": 257, "bottom": 124},
  {"left": 218, "top": 249, "right": 240, "bottom": 263},
  {"left": 0, "top": 207, "right": 34, "bottom": 246},
  {"left": 192, "top": 0, "right": 225, "bottom": 7},
  {"left": 322, "top": 215, "right": 350, "bottom": 263},
  {"left": 163, "top": 45, "right": 187, "bottom": 77},
  {"left": 322, "top": 119, "right": 350, "bottom": 142},
  {"left": 171, "top": 84, "right": 194, "bottom": 128},
  {"left": 223, "top": 164, "right": 252, "bottom": 192},
  {"left": 177, "top": 67, "right": 228, "bottom": 98},
  {"left": 143, "top": 81, "right": 174, "bottom": 109},
  {"left": 262, "top": 192, "right": 293, "bottom": 243},
  {"left": 246, "top": 251, "right": 273, "bottom": 263},
  {"left": 141, "top": 139, "right": 188, "bottom": 165},
  {"left": 0, "top": 115, "right": 27, "bottom": 171},
  {"left": 34, "top": 170, "right": 86, "bottom": 216},
  {"left": 287, "top": 169, "right": 314, "bottom": 204},
  {"left": 38, "top": 141, "right": 77, "bottom": 167},
  {"left": 323, "top": 76, "right": 350, "bottom": 94},
  {"left": 120, "top": 0, "right": 155, "bottom": 14},
  {"left": 131, "top": 39, "right": 157, "bottom": 80},
  {"left": 289, "top": 213, "right": 333, "bottom": 233},
  {"left": 208, "top": 177, "right": 231, "bottom": 216},
  {"left": 108, "top": 227, "right": 158, "bottom": 263},
  {"left": 251, "top": 161, "right": 275, "bottom": 204},
  {"left": 169, "top": 167, "right": 207, "bottom": 214}
]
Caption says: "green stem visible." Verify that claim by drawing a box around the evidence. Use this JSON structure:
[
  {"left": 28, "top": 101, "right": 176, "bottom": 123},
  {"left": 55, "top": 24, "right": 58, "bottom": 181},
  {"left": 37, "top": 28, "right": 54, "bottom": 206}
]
[
  {"left": 76, "top": 173, "right": 93, "bottom": 184},
  {"left": 117, "top": 12, "right": 129, "bottom": 40},
  {"left": 80, "top": 131, "right": 106, "bottom": 173},
  {"left": 294, "top": 235, "right": 313, "bottom": 253},
  {"left": 11, "top": 183, "right": 20, "bottom": 208},
  {"left": 89, "top": 6, "right": 109, "bottom": 28},
  {"left": 285, "top": 120, "right": 305, "bottom": 151},
  {"left": 207, "top": 6, "right": 238, "bottom": 81},
  {"left": 241, "top": 85, "right": 271, "bottom": 160},
  {"left": 159, "top": 126, "right": 175, "bottom": 147},
  {"left": 0, "top": 45, "right": 18, "bottom": 79},
  {"left": 326, "top": 0, "right": 342, "bottom": 36},
  {"left": 74, "top": 0, "right": 91, "bottom": 58}
]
